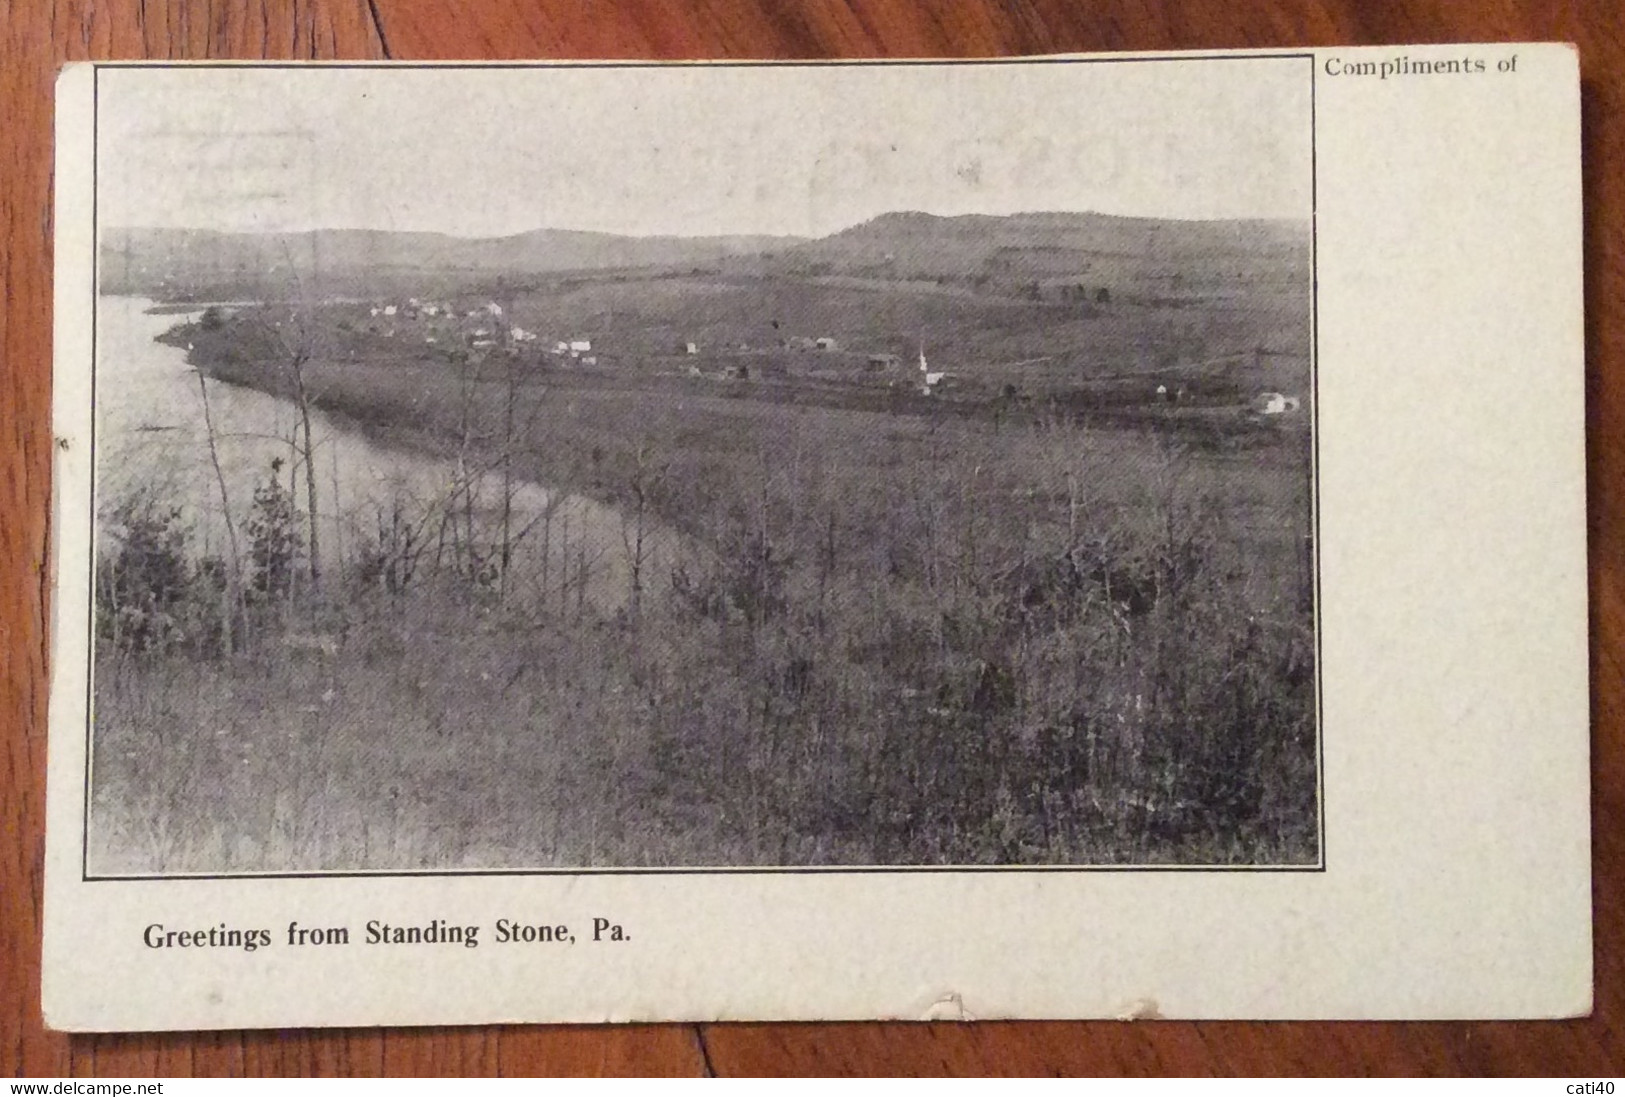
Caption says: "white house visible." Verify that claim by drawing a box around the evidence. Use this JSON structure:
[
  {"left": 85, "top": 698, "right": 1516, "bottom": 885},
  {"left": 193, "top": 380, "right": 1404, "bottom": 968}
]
[
  {"left": 382, "top": 304, "right": 398, "bottom": 317},
  {"left": 917, "top": 347, "right": 946, "bottom": 393},
  {"left": 569, "top": 339, "right": 592, "bottom": 354},
  {"left": 1256, "top": 392, "right": 1301, "bottom": 415}
]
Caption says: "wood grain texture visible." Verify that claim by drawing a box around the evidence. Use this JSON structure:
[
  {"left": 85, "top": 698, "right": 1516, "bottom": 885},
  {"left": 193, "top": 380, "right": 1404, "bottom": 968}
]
[{"left": 1, "top": 0, "right": 1618, "bottom": 1077}]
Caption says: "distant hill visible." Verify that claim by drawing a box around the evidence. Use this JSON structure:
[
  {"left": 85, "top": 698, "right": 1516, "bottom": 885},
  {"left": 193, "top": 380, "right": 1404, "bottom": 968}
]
[
  {"left": 768, "top": 210, "right": 1309, "bottom": 291},
  {"left": 99, "top": 226, "right": 805, "bottom": 299},
  {"left": 99, "top": 210, "right": 1310, "bottom": 302}
]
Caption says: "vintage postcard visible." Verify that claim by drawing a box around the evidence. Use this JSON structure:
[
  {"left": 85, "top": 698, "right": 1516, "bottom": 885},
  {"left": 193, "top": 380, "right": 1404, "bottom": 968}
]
[{"left": 44, "top": 48, "right": 1588, "bottom": 1029}]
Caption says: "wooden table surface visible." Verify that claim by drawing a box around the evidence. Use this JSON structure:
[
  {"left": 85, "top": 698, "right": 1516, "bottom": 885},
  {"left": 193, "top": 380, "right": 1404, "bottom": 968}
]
[{"left": 3, "top": 0, "right": 1621, "bottom": 1077}]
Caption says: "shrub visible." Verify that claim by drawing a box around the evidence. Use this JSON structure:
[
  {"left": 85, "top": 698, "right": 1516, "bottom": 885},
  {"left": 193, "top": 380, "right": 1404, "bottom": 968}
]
[
  {"left": 245, "top": 458, "right": 302, "bottom": 604},
  {"left": 97, "top": 491, "right": 194, "bottom": 653}
]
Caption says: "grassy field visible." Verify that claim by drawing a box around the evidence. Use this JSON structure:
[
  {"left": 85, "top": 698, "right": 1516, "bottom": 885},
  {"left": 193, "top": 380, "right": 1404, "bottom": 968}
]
[{"left": 91, "top": 267, "right": 1316, "bottom": 872}]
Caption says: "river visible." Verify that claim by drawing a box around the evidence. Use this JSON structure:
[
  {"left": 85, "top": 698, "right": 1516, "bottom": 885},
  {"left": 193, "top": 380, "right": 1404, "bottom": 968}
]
[{"left": 95, "top": 295, "right": 677, "bottom": 612}]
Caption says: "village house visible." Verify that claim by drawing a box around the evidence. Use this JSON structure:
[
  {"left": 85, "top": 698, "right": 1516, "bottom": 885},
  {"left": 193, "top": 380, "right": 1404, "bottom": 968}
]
[
  {"left": 815, "top": 337, "right": 839, "bottom": 352},
  {"left": 1255, "top": 392, "right": 1301, "bottom": 415},
  {"left": 916, "top": 346, "right": 947, "bottom": 394}
]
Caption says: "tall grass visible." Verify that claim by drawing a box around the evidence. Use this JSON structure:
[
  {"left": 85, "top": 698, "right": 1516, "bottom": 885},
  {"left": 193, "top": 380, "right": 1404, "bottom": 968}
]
[{"left": 91, "top": 357, "right": 1316, "bottom": 872}]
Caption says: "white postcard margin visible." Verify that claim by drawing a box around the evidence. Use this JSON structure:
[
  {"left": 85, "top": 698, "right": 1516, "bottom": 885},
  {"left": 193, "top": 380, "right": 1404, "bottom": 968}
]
[{"left": 42, "top": 46, "right": 1589, "bottom": 1029}]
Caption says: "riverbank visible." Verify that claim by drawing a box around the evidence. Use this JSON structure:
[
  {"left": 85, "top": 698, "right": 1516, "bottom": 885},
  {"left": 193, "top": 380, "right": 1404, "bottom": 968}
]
[
  {"left": 161, "top": 306, "right": 1311, "bottom": 555},
  {"left": 91, "top": 300, "right": 1319, "bottom": 872}
]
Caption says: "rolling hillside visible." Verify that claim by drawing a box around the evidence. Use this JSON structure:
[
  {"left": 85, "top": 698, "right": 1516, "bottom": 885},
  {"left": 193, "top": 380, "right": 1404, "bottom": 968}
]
[
  {"left": 767, "top": 210, "right": 1309, "bottom": 292},
  {"left": 99, "top": 225, "right": 805, "bottom": 299},
  {"left": 100, "top": 209, "right": 1310, "bottom": 304}
]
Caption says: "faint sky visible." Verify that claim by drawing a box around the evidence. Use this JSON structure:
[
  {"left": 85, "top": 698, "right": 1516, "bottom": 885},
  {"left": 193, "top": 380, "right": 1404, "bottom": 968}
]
[{"left": 98, "top": 59, "right": 1312, "bottom": 239}]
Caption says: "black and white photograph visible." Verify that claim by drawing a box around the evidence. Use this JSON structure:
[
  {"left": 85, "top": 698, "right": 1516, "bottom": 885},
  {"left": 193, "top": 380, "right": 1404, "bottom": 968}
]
[{"left": 85, "top": 59, "right": 1318, "bottom": 876}]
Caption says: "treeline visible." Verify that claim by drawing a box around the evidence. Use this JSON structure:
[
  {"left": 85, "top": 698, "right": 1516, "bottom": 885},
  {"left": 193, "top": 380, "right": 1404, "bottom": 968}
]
[
  {"left": 94, "top": 311, "right": 1318, "bottom": 869},
  {"left": 580, "top": 413, "right": 1319, "bottom": 865}
]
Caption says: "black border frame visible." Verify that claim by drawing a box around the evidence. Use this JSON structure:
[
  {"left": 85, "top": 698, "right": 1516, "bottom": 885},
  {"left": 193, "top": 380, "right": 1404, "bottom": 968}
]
[{"left": 81, "top": 52, "right": 1324, "bottom": 880}]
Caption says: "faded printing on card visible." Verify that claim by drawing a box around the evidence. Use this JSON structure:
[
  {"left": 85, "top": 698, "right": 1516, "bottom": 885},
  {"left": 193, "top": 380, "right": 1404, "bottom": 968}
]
[{"left": 44, "top": 47, "right": 1587, "bottom": 1029}]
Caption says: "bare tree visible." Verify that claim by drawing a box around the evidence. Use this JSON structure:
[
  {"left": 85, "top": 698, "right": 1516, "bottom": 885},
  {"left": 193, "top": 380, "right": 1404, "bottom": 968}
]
[
  {"left": 288, "top": 333, "right": 323, "bottom": 592},
  {"left": 193, "top": 368, "right": 243, "bottom": 655},
  {"left": 619, "top": 442, "right": 665, "bottom": 623},
  {"left": 262, "top": 244, "right": 327, "bottom": 594}
]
